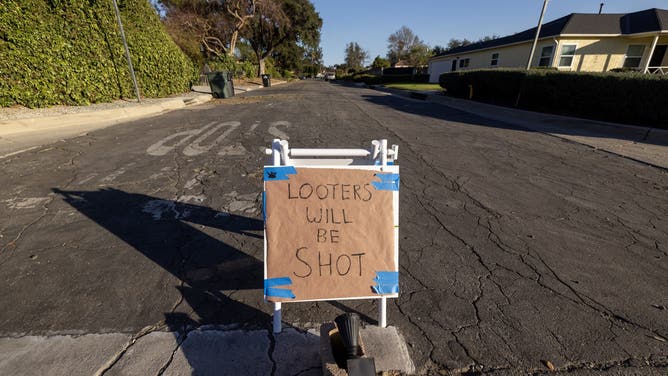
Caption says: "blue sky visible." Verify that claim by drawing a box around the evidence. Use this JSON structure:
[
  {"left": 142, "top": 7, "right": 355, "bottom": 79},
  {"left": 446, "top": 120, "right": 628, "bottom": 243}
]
[{"left": 311, "top": 0, "right": 668, "bottom": 66}]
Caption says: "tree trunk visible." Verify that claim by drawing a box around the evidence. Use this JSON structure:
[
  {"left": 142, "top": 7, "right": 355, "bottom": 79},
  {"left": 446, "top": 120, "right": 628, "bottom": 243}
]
[
  {"left": 258, "top": 57, "right": 266, "bottom": 77},
  {"left": 228, "top": 30, "right": 239, "bottom": 57}
]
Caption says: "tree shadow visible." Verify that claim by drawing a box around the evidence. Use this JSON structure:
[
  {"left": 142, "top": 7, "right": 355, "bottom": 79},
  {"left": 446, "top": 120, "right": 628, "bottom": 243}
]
[
  {"left": 52, "top": 188, "right": 300, "bottom": 373},
  {"left": 53, "top": 188, "right": 264, "bottom": 296},
  {"left": 339, "top": 81, "right": 668, "bottom": 148}
]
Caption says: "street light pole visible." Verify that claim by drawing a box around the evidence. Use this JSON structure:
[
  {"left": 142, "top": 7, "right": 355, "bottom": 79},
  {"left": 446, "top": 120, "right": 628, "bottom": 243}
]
[
  {"left": 112, "top": 0, "right": 141, "bottom": 102},
  {"left": 526, "top": 0, "right": 550, "bottom": 70}
]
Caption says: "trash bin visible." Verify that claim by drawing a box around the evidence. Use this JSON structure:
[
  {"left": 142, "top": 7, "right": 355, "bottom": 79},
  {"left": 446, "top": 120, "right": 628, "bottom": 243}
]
[
  {"left": 207, "top": 71, "right": 235, "bottom": 98},
  {"left": 262, "top": 74, "right": 271, "bottom": 87}
]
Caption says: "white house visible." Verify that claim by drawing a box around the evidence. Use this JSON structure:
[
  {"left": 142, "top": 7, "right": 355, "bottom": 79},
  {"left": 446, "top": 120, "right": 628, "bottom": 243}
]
[{"left": 428, "top": 8, "right": 668, "bottom": 82}]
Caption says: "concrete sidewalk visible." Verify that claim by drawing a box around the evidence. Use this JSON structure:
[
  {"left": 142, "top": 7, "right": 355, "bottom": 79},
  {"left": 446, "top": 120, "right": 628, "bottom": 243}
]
[
  {"left": 376, "top": 86, "right": 668, "bottom": 170},
  {"left": 0, "top": 79, "right": 287, "bottom": 159},
  {"left": 0, "top": 93, "right": 213, "bottom": 159},
  {"left": 0, "top": 327, "right": 322, "bottom": 376}
]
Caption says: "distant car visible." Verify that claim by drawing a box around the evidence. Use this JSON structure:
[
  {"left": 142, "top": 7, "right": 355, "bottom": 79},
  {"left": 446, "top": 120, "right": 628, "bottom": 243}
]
[{"left": 325, "top": 73, "right": 336, "bottom": 81}]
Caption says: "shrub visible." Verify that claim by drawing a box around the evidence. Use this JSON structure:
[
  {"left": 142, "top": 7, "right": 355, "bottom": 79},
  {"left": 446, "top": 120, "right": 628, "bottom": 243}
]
[
  {"left": 0, "top": 0, "right": 197, "bottom": 108},
  {"left": 438, "top": 69, "right": 668, "bottom": 128},
  {"left": 208, "top": 56, "right": 257, "bottom": 79}
]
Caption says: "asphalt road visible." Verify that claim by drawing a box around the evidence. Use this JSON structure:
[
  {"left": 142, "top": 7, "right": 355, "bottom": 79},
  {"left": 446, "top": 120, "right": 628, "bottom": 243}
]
[{"left": 0, "top": 80, "right": 666, "bottom": 375}]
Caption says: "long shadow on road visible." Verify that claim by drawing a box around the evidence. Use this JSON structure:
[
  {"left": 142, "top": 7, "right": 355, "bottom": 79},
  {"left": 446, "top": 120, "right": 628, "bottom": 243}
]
[
  {"left": 53, "top": 188, "right": 282, "bottom": 373},
  {"left": 346, "top": 83, "right": 668, "bottom": 148},
  {"left": 53, "top": 187, "right": 266, "bottom": 323}
]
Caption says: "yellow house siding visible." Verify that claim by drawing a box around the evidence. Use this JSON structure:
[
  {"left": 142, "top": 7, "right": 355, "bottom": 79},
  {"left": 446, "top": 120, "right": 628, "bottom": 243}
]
[
  {"left": 428, "top": 34, "right": 668, "bottom": 82},
  {"left": 554, "top": 36, "right": 658, "bottom": 71}
]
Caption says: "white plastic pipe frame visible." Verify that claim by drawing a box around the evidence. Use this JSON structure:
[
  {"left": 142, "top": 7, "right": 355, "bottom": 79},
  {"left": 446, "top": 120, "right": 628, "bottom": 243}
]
[
  {"left": 265, "top": 139, "right": 398, "bottom": 333},
  {"left": 264, "top": 139, "right": 398, "bottom": 166}
]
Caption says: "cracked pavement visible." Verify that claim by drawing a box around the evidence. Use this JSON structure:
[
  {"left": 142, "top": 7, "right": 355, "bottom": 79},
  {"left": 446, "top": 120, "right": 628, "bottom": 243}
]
[{"left": 0, "top": 81, "right": 666, "bottom": 375}]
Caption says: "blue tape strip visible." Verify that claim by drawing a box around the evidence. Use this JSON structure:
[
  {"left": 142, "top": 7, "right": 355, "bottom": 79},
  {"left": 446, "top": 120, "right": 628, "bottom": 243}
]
[
  {"left": 372, "top": 284, "right": 399, "bottom": 294},
  {"left": 265, "top": 277, "right": 292, "bottom": 288},
  {"left": 372, "top": 271, "right": 399, "bottom": 294},
  {"left": 374, "top": 271, "right": 399, "bottom": 283},
  {"left": 374, "top": 160, "right": 395, "bottom": 166},
  {"left": 264, "top": 277, "right": 296, "bottom": 299},
  {"left": 264, "top": 166, "right": 297, "bottom": 181},
  {"left": 372, "top": 173, "right": 400, "bottom": 191},
  {"left": 266, "top": 287, "right": 296, "bottom": 299}
]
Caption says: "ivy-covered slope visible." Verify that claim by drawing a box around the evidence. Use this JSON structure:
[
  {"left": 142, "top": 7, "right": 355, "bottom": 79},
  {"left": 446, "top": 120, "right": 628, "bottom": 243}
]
[{"left": 0, "top": 0, "right": 197, "bottom": 107}]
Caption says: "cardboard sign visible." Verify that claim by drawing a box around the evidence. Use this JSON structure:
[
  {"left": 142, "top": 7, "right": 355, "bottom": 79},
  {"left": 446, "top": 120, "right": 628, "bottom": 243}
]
[{"left": 263, "top": 166, "right": 399, "bottom": 302}]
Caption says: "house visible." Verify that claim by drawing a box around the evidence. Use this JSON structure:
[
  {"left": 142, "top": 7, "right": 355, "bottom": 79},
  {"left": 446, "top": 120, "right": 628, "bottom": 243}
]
[
  {"left": 428, "top": 8, "right": 668, "bottom": 83},
  {"left": 392, "top": 60, "right": 411, "bottom": 68}
]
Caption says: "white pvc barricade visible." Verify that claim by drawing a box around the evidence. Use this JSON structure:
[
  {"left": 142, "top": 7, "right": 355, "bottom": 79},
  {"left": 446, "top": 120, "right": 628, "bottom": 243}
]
[{"left": 263, "top": 139, "right": 399, "bottom": 333}]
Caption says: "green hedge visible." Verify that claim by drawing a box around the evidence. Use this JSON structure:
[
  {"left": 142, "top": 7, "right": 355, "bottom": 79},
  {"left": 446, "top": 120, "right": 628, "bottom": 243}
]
[
  {"left": 438, "top": 69, "right": 668, "bottom": 128},
  {"left": 344, "top": 73, "right": 429, "bottom": 85},
  {"left": 0, "top": 0, "right": 197, "bottom": 108}
]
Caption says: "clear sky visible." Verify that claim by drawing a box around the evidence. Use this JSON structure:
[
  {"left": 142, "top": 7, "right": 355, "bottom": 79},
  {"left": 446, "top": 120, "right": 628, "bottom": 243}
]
[{"left": 310, "top": 0, "right": 668, "bottom": 67}]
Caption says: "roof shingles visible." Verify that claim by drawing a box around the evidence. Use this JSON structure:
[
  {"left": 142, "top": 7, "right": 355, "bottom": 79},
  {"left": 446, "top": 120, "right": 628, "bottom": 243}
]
[{"left": 435, "top": 8, "right": 668, "bottom": 58}]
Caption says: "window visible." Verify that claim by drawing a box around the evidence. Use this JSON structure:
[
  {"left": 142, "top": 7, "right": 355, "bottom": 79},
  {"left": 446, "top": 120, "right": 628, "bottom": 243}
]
[
  {"left": 538, "top": 45, "right": 554, "bottom": 67},
  {"left": 559, "top": 44, "right": 576, "bottom": 67},
  {"left": 623, "top": 45, "right": 645, "bottom": 68},
  {"left": 459, "top": 58, "right": 470, "bottom": 68},
  {"left": 490, "top": 53, "right": 499, "bottom": 66}
]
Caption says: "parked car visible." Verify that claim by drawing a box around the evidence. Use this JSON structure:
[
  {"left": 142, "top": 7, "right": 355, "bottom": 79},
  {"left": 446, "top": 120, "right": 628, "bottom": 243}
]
[{"left": 325, "top": 72, "right": 336, "bottom": 81}]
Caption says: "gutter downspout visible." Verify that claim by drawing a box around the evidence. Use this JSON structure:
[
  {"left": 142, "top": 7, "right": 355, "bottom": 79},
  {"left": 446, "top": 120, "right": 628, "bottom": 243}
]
[
  {"left": 643, "top": 34, "right": 660, "bottom": 73},
  {"left": 552, "top": 37, "right": 560, "bottom": 69}
]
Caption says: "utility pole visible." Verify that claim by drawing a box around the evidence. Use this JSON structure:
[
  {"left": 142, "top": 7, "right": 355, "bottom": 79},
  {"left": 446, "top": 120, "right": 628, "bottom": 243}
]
[
  {"left": 112, "top": 0, "right": 141, "bottom": 102},
  {"left": 526, "top": 0, "right": 550, "bottom": 70}
]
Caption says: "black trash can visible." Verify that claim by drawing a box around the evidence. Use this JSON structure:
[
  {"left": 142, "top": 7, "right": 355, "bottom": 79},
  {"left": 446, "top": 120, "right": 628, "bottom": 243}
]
[
  {"left": 207, "top": 71, "right": 235, "bottom": 98},
  {"left": 262, "top": 74, "right": 271, "bottom": 87}
]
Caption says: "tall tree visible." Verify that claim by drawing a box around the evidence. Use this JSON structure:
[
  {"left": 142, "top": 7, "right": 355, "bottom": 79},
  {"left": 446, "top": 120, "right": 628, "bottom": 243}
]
[
  {"left": 387, "top": 26, "right": 427, "bottom": 65},
  {"left": 224, "top": 0, "right": 257, "bottom": 57},
  {"left": 371, "top": 55, "right": 390, "bottom": 69},
  {"left": 446, "top": 38, "right": 472, "bottom": 51},
  {"left": 432, "top": 45, "right": 447, "bottom": 56},
  {"left": 407, "top": 43, "right": 432, "bottom": 66},
  {"left": 246, "top": 0, "right": 321, "bottom": 76},
  {"left": 344, "top": 42, "right": 368, "bottom": 71},
  {"left": 160, "top": 0, "right": 231, "bottom": 63},
  {"left": 445, "top": 35, "right": 499, "bottom": 52}
]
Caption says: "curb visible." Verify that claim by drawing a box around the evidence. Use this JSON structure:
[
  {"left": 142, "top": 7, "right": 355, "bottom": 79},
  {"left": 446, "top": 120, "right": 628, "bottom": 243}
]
[
  {"left": 0, "top": 93, "right": 212, "bottom": 158},
  {"left": 0, "top": 94, "right": 212, "bottom": 138},
  {"left": 366, "top": 84, "right": 668, "bottom": 170}
]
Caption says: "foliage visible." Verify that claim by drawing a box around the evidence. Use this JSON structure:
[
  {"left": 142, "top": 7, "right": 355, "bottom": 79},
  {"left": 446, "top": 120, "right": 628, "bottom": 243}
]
[
  {"left": 246, "top": 0, "right": 321, "bottom": 76},
  {"left": 407, "top": 43, "right": 432, "bottom": 66},
  {"left": 160, "top": 0, "right": 229, "bottom": 65},
  {"left": 208, "top": 54, "right": 256, "bottom": 78},
  {"left": 432, "top": 45, "right": 447, "bottom": 56},
  {"left": 438, "top": 69, "right": 668, "bottom": 128},
  {"left": 445, "top": 35, "right": 500, "bottom": 52},
  {"left": 344, "top": 42, "right": 368, "bottom": 71},
  {"left": 371, "top": 55, "right": 390, "bottom": 69},
  {"left": 158, "top": 0, "right": 321, "bottom": 77},
  {"left": 384, "top": 83, "right": 442, "bottom": 91},
  {"left": 0, "top": 0, "right": 196, "bottom": 108},
  {"left": 386, "top": 26, "right": 428, "bottom": 66},
  {"left": 343, "top": 72, "right": 429, "bottom": 85},
  {"left": 158, "top": 0, "right": 255, "bottom": 62}
]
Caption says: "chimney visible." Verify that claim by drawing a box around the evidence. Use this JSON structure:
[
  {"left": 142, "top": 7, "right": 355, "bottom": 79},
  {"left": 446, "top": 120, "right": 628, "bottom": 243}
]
[{"left": 599, "top": 3, "right": 604, "bottom": 14}]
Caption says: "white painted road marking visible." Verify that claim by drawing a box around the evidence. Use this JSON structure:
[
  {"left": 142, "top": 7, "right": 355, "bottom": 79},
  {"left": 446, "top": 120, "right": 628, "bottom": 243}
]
[
  {"left": 146, "top": 121, "right": 218, "bottom": 156},
  {"left": 147, "top": 121, "right": 291, "bottom": 157},
  {"left": 267, "top": 121, "right": 290, "bottom": 140},
  {"left": 183, "top": 121, "right": 240, "bottom": 156}
]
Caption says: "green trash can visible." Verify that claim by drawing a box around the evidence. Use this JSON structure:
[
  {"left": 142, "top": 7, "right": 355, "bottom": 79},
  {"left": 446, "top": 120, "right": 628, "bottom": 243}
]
[
  {"left": 262, "top": 74, "right": 271, "bottom": 87},
  {"left": 207, "top": 71, "right": 235, "bottom": 98}
]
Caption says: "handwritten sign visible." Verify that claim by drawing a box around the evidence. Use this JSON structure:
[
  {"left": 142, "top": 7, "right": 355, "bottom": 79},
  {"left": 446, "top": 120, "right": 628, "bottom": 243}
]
[{"left": 263, "top": 166, "right": 399, "bottom": 302}]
